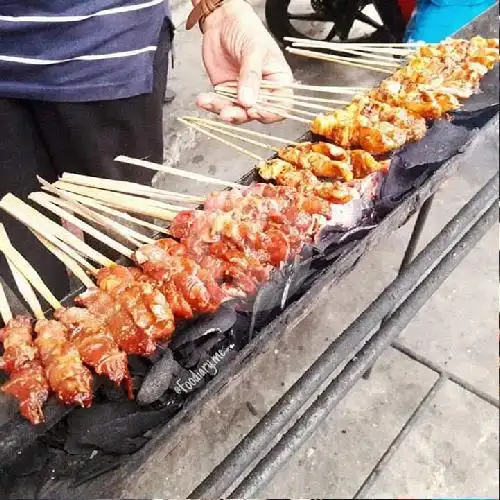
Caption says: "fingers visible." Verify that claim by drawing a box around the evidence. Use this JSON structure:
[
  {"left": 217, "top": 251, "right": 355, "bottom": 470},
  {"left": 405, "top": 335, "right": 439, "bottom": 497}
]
[
  {"left": 238, "top": 48, "right": 265, "bottom": 108},
  {"left": 196, "top": 92, "right": 250, "bottom": 124},
  {"left": 247, "top": 107, "right": 285, "bottom": 124}
]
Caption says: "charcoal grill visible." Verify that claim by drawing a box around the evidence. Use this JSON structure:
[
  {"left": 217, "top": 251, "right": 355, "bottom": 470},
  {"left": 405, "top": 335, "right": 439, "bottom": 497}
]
[{"left": 0, "top": 6, "right": 498, "bottom": 498}]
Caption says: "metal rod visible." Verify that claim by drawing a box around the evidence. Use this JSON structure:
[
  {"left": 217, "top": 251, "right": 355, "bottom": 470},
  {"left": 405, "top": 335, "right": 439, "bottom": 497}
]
[
  {"left": 392, "top": 341, "right": 500, "bottom": 408},
  {"left": 230, "top": 203, "right": 497, "bottom": 497},
  {"left": 188, "top": 172, "right": 498, "bottom": 499},
  {"left": 353, "top": 375, "right": 448, "bottom": 498},
  {"left": 399, "top": 196, "right": 435, "bottom": 270},
  {"left": 363, "top": 195, "right": 435, "bottom": 380}
]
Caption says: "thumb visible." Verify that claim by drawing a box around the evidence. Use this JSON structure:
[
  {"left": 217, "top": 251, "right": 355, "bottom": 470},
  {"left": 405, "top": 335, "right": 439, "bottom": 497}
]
[{"left": 238, "top": 47, "right": 264, "bottom": 108}]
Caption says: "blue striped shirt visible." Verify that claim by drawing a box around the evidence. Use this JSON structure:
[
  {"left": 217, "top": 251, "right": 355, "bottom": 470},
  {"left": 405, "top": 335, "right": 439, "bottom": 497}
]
[{"left": 0, "top": 1, "right": 170, "bottom": 101}]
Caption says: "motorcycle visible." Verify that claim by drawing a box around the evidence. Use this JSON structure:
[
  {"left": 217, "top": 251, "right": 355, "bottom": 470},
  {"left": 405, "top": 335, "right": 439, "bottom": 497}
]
[{"left": 265, "top": 0, "right": 414, "bottom": 45}]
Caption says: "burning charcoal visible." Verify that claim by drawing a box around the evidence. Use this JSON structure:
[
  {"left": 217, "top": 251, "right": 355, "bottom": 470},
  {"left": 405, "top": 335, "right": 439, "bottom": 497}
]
[
  {"left": 4, "top": 440, "right": 49, "bottom": 477},
  {"left": 136, "top": 348, "right": 176, "bottom": 406},
  {"left": 0, "top": 399, "right": 71, "bottom": 466},
  {"left": 66, "top": 401, "right": 179, "bottom": 455},
  {"left": 169, "top": 305, "right": 237, "bottom": 350}
]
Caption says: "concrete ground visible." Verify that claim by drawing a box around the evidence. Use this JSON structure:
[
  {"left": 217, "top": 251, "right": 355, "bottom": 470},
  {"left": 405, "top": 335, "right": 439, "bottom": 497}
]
[{"left": 121, "top": 3, "right": 499, "bottom": 498}]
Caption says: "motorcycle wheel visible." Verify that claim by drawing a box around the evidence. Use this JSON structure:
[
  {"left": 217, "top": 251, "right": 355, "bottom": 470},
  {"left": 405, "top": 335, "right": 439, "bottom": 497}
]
[{"left": 265, "top": 0, "right": 404, "bottom": 45}]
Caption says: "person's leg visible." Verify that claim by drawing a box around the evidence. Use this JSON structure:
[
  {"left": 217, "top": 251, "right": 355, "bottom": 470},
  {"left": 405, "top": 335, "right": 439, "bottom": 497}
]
[
  {"left": 30, "top": 19, "right": 173, "bottom": 186},
  {"left": 0, "top": 99, "right": 70, "bottom": 303},
  {"left": 28, "top": 19, "right": 173, "bottom": 261}
]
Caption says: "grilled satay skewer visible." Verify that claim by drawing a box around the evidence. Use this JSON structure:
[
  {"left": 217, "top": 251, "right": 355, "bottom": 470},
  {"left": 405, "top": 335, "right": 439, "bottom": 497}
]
[
  {"left": 257, "top": 159, "right": 359, "bottom": 204},
  {"left": 0, "top": 225, "right": 94, "bottom": 408},
  {"left": 0, "top": 315, "right": 50, "bottom": 425},
  {"left": 33, "top": 319, "right": 93, "bottom": 408}
]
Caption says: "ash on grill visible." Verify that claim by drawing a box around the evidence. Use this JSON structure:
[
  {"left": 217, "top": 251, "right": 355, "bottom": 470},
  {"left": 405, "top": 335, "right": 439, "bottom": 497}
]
[{"left": 0, "top": 67, "right": 497, "bottom": 499}]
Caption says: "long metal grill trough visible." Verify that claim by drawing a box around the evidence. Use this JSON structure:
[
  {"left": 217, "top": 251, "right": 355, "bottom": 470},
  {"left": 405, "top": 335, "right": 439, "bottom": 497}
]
[{"left": 0, "top": 6, "right": 498, "bottom": 498}]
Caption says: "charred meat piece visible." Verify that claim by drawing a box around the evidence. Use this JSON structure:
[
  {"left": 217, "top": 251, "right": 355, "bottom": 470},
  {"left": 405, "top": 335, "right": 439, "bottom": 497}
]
[
  {"left": 75, "top": 288, "right": 156, "bottom": 355},
  {"left": 0, "top": 316, "right": 49, "bottom": 424},
  {"left": 54, "top": 307, "right": 131, "bottom": 393},
  {"left": 34, "top": 319, "right": 93, "bottom": 408}
]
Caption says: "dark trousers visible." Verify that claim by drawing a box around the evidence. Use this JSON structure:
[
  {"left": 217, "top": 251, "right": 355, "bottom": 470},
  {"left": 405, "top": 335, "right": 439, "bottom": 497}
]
[{"left": 0, "top": 21, "right": 173, "bottom": 306}]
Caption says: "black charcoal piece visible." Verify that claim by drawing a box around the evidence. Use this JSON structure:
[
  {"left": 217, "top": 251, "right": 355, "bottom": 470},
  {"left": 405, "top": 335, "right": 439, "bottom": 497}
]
[
  {"left": 4, "top": 440, "right": 49, "bottom": 477},
  {"left": 97, "top": 376, "right": 129, "bottom": 402},
  {"left": 40, "top": 419, "right": 68, "bottom": 451},
  {"left": 127, "top": 355, "right": 151, "bottom": 377},
  {"left": 65, "top": 401, "right": 178, "bottom": 455},
  {"left": 150, "top": 390, "right": 184, "bottom": 411},
  {"left": 0, "top": 399, "right": 71, "bottom": 466},
  {"left": 379, "top": 120, "right": 474, "bottom": 204},
  {"left": 451, "top": 103, "right": 499, "bottom": 129},
  {"left": 72, "top": 452, "right": 123, "bottom": 487},
  {"left": 169, "top": 305, "right": 237, "bottom": 349},
  {"left": 35, "top": 449, "right": 89, "bottom": 500},
  {"left": 198, "top": 331, "right": 228, "bottom": 354},
  {"left": 136, "top": 348, "right": 176, "bottom": 406}
]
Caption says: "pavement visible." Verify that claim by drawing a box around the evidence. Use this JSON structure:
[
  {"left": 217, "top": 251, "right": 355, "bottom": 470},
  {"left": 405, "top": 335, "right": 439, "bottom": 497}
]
[{"left": 125, "top": 3, "right": 499, "bottom": 497}]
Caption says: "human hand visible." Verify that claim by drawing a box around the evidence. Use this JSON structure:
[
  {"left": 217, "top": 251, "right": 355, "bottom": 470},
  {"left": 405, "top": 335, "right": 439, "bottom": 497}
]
[{"left": 195, "top": 0, "right": 293, "bottom": 124}]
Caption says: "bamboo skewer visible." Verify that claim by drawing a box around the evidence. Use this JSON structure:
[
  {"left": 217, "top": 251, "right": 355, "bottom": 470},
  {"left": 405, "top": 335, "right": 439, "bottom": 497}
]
[
  {"left": 320, "top": 46, "right": 405, "bottom": 63},
  {"left": 0, "top": 222, "right": 62, "bottom": 311},
  {"left": 115, "top": 155, "right": 243, "bottom": 190},
  {"left": 38, "top": 193, "right": 151, "bottom": 247},
  {"left": 4, "top": 260, "right": 45, "bottom": 320},
  {"left": 35, "top": 186, "right": 153, "bottom": 246},
  {"left": 215, "top": 81, "right": 367, "bottom": 95},
  {"left": 28, "top": 192, "right": 135, "bottom": 259},
  {"left": 0, "top": 279, "right": 12, "bottom": 324},
  {"left": 0, "top": 193, "right": 113, "bottom": 267},
  {"left": 243, "top": 101, "right": 311, "bottom": 124},
  {"left": 284, "top": 37, "right": 427, "bottom": 47},
  {"left": 215, "top": 87, "right": 345, "bottom": 111},
  {"left": 217, "top": 92, "right": 319, "bottom": 118},
  {"left": 40, "top": 182, "right": 169, "bottom": 235},
  {"left": 31, "top": 230, "right": 98, "bottom": 275},
  {"left": 290, "top": 45, "right": 401, "bottom": 68},
  {"left": 177, "top": 118, "right": 264, "bottom": 161},
  {"left": 304, "top": 51, "right": 402, "bottom": 68},
  {"left": 180, "top": 119, "right": 270, "bottom": 161},
  {"left": 182, "top": 118, "right": 277, "bottom": 153},
  {"left": 286, "top": 39, "right": 415, "bottom": 57},
  {"left": 34, "top": 233, "right": 95, "bottom": 289},
  {"left": 0, "top": 225, "right": 47, "bottom": 320},
  {"left": 215, "top": 83, "right": 355, "bottom": 105},
  {"left": 185, "top": 116, "right": 299, "bottom": 145},
  {"left": 60, "top": 173, "right": 204, "bottom": 204},
  {"left": 286, "top": 47, "right": 394, "bottom": 74},
  {"left": 51, "top": 182, "right": 179, "bottom": 222}
]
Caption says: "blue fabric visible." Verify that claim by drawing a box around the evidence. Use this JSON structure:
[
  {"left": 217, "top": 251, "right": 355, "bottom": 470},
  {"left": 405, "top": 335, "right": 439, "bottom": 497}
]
[
  {"left": 404, "top": 0, "right": 496, "bottom": 42},
  {"left": 0, "top": 1, "right": 170, "bottom": 102}
]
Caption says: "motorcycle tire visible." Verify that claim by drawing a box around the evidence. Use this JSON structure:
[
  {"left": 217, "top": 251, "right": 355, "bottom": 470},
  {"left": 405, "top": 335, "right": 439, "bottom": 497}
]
[
  {"left": 265, "top": 0, "right": 405, "bottom": 45},
  {"left": 265, "top": 0, "right": 306, "bottom": 42}
]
